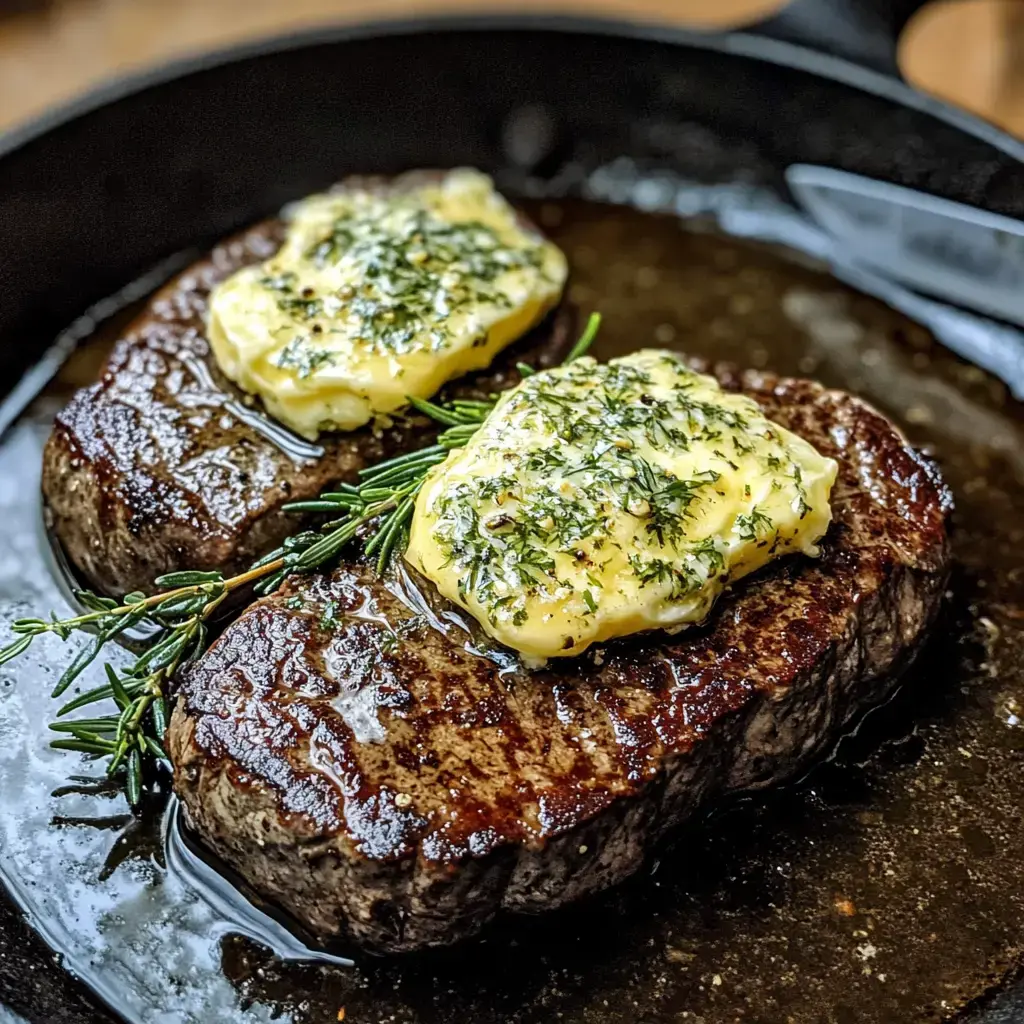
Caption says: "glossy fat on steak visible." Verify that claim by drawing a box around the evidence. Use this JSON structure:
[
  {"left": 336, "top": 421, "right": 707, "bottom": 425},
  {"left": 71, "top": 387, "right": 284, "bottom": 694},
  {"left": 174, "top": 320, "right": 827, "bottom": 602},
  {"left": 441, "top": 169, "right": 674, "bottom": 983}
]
[
  {"left": 168, "top": 366, "right": 952, "bottom": 953},
  {"left": 42, "top": 173, "right": 571, "bottom": 596}
]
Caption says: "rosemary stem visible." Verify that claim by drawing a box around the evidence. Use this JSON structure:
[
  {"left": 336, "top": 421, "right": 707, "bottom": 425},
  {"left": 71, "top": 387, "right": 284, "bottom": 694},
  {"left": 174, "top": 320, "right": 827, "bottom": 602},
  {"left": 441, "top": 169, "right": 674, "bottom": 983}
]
[{"left": 222, "top": 558, "right": 285, "bottom": 592}]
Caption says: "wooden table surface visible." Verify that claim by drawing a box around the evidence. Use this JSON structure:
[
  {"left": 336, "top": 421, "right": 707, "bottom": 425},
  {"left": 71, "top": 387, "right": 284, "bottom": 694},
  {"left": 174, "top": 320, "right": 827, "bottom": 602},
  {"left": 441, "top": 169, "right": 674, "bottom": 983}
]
[{"left": 0, "top": 0, "right": 1022, "bottom": 137}]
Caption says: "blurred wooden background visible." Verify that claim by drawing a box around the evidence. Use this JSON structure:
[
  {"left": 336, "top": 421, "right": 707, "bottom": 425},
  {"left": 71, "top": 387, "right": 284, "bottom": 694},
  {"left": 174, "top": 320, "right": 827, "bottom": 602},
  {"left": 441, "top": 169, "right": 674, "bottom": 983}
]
[{"left": 0, "top": 0, "right": 1022, "bottom": 137}]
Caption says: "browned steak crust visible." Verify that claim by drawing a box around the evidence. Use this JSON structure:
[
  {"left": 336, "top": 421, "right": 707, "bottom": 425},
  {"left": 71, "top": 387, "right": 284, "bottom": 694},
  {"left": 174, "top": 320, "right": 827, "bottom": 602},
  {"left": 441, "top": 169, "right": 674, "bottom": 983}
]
[
  {"left": 43, "top": 174, "right": 570, "bottom": 596},
  {"left": 168, "top": 366, "right": 952, "bottom": 953}
]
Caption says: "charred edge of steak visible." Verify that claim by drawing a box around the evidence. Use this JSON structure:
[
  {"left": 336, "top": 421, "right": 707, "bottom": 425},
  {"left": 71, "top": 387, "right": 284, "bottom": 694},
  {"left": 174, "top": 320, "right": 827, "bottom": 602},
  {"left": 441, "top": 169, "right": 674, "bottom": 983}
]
[
  {"left": 42, "top": 174, "right": 573, "bottom": 597},
  {"left": 168, "top": 371, "right": 952, "bottom": 953}
]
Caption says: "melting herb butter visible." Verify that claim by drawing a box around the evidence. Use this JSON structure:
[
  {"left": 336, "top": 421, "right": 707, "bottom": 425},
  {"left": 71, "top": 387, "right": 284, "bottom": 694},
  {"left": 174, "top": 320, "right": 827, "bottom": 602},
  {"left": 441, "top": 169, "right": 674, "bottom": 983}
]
[
  {"left": 405, "top": 350, "right": 838, "bottom": 663},
  {"left": 207, "top": 169, "right": 567, "bottom": 438}
]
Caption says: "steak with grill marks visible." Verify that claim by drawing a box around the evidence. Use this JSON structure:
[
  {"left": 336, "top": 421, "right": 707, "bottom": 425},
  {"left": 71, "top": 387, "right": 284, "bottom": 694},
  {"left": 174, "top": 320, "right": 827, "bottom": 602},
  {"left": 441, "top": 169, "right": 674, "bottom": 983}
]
[
  {"left": 42, "top": 174, "right": 571, "bottom": 597},
  {"left": 168, "top": 364, "right": 952, "bottom": 953}
]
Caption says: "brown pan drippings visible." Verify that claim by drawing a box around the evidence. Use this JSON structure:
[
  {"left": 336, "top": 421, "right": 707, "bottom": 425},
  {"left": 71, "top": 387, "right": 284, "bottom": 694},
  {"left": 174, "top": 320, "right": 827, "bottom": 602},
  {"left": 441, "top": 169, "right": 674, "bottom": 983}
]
[{"left": 2, "top": 192, "right": 1024, "bottom": 1023}]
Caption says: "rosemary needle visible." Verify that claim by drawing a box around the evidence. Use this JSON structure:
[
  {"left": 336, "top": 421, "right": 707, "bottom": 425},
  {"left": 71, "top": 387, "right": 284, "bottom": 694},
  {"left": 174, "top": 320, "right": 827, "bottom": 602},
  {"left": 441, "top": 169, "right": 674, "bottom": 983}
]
[{"left": 0, "top": 312, "right": 601, "bottom": 803}]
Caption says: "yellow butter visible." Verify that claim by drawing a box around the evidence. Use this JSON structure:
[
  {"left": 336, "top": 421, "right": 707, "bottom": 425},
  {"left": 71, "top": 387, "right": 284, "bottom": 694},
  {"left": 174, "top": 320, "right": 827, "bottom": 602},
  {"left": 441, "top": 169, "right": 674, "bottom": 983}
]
[
  {"left": 207, "top": 169, "right": 567, "bottom": 438},
  {"left": 406, "top": 350, "right": 837, "bottom": 663}
]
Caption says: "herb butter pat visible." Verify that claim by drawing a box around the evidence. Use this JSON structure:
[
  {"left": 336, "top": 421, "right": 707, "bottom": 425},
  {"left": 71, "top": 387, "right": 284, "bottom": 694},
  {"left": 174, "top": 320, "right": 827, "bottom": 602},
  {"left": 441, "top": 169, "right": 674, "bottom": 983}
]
[
  {"left": 406, "top": 350, "right": 838, "bottom": 663},
  {"left": 207, "top": 169, "right": 567, "bottom": 438}
]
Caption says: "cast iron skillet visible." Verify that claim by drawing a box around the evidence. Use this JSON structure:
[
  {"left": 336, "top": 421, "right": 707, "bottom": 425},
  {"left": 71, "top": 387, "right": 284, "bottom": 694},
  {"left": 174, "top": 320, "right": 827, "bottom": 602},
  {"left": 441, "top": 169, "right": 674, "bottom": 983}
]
[{"left": 3, "top": 1, "right": 1024, "bottom": 1021}]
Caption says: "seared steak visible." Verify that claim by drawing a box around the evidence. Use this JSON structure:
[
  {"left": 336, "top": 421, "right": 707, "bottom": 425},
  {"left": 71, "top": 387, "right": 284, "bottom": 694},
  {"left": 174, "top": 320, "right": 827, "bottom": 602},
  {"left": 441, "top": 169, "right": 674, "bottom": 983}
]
[
  {"left": 168, "top": 366, "right": 952, "bottom": 953},
  {"left": 42, "top": 178, "right": 570, "bottom": 596}
]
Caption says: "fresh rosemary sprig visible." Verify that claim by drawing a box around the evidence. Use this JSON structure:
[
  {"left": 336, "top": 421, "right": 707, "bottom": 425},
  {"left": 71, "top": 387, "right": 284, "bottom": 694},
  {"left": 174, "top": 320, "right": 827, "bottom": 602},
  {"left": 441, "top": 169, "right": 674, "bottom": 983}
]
[{"left": 0, "top": 313, "right": 601, "bottom": 803}]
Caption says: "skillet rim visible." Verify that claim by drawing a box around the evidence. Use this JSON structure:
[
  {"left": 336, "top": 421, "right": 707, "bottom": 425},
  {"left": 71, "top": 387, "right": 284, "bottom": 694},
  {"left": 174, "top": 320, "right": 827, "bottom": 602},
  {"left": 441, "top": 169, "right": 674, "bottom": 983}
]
[{"left": 1, "top": 12, "right": 1023, "bottom": 179}]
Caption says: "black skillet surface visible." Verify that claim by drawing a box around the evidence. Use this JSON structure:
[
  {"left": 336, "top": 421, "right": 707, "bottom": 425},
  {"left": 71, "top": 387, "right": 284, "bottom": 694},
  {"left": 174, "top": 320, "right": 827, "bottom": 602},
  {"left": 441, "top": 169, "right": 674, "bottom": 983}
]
[{"left": 4, "top": 2, "right": 1024, "bottom": 1021}]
